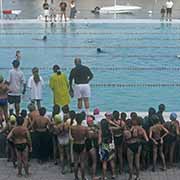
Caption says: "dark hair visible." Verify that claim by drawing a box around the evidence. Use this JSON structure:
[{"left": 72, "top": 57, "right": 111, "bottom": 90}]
[
  {"left": 39, "top": 107, "right": 46, "bottom": 116},
  {"left": 53, "top": 65, "right": 61, "bottom": 75},
  {"left": 148, "top": 107, "right": 156, "bottom": 116},
  {"left": 20, "top": 109, "right": 27, "bottom": 118},
  {"left": 62, "top": 105, "right": 69, "bottom": 114},
  {"left": 32, "top": 67, "right": 40, "bottom": 84},
  {"left": 158, "top": 104, "right": 165, "bottom": 111},
  {"left": 76, "top": 113, "right": 83, "bottom": 125},
  {"left": 16, "top": 116, "right": 24, "bottom": 126},
  {"left": 112, "top": 110, "right": 119, "bottom": 120},
  {"left": 121, "top": 112, "right": 127, "bottom": 120},
  {"left": 100, "top": 119, "right": 112, "bottom": 143},
  {"left": 81, "top": 111, "right": 86, "bottom": 120},
  {"left": 151, "top": 114, "right": 160, "bottom": 125},
  {"left": 52, "top": 104, "right": 60, "bottom": 117},
  {"left": 12, "top": 60, "right": 20, "bottom": 68}
]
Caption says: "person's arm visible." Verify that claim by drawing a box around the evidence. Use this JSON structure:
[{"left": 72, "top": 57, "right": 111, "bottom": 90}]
[
  {"left": 98, "top": 129, "right": 102, "bottom": 145},
  {"left": 7, "top": 128, "right": 14, "bottom": 140},
  {"left": 149, "top": 127, "right": 157, "bottom": 144},
  {"left": 141, "top": 128, "right": 149, "bottom": 142},
  {"left": 63, "top": 74, "right": 69, "bottom": 90},
  {"left": 26, "top": 130, "right": 32, "bottom": 152},
  {"left": 22, "top": 72, "right": 26, "bottom": 95},
  {"left": 69, "top": 69, "right": 74, "bottom": 90},
  {"left": 49, "top": 75, "right": 54, "bottom": 90},
  {"left": 161, "top": 125, "right": 169, "bottom": 139},
  {"left": 87, "top": 67, "right": 93, "bottom": 82}
]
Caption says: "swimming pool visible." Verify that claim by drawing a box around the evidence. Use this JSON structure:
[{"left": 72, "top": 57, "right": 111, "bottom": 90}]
[{"left": 0, "top": 21, "right": 180, "bottom": 112}]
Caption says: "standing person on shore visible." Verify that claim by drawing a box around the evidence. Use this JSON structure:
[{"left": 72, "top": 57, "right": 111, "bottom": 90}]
[
  {"left": 49, "top": 65, "right": 70, "bottom": 114},
  {"left": 70, "top": 0, "right": 77, "bottom": 19},
  {"left": 28, "top": 67, "right": 44, "bottom": 110},
  {"left": 50, "top": 0, "right": 56, "bottom": 22},
  {"left": 7, "top": 60, "right": 26, "bottom": 116},
  {"left": 0, "top": 74, "right": 9, "bottom": 121},
  {"left": 160, "top": 6, "right": 166, "bottom": 21},
  {"left": 166, "top": 0, "right": 173, "bottom": 21},
  {"left": 59, "top": 1, "right": 67, "bottom": 21},
  {"left": 7, "top": 116, "right": 32, "bottom": 177},
  {"left": 43, "top": 0, "right": 50, "bottom": 22},
  {"left": 69, "top": 58, "right": 93, "bottom": 115},
  {"left": 15, "top": 50, "right": 21, "bottom": 62}
]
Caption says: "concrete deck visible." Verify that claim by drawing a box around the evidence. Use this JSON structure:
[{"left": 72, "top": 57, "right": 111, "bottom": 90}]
[{"left": 0, "top": 19, "right": 180, "bottom": 24}]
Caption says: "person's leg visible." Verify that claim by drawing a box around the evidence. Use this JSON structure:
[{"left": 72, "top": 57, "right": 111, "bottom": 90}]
[
  {"left": 135, "top": 146, "right": 142, "bottom": 179},
  {"left": 36, "top": 100, "right": 41, "bottom": 110},
  {"left": 80, "top": 150, "right": 86, "bottom": 180},
  {"left": 21, "top": 147, "right": 30, "bottom": 176},
  {"left": 152, "top": 144, "right": 158, "bottom": 171},
  {"left": 2, "top": 105, "right": 8, "bottom": 121},
  {"left": 89, "top": 148, "right": 97, "bottom": 179},
  {"left": 119, "top": 144, "right": 123, "bottom": 174},
  {"left": 159, "top": 144, "right": 166, "bottom": 170},
  {"left": 84, "top": 97, "right": 89, "bottom": 115},
  {"left": 78, "top": 98, "right": 83, "bottom": 112},
  {"left": 58, "top": 144, "right": 65, "bottom": 174},
  {"left": 64, "top": 12, "right": 67, "bottom": 21},
  {"left": 65, "top": 144, "right": 71, "bottom": 172},
  {"left": 127, "top": 148, "right": 134, "bottom": 180},
  {"left": 60, "top": 12, "right": 63, "bottom": 21},
  {"left": 52, "top": 136, "right": 58, "bottom": 164},
  {"left": 170, "top": 141, "right": 176, "bottom": 165},
  {"left": 14, "top": 95, "right": 21, "bottom": 116},
  {"left": 73, "top": 151, "right": 79, "bottom": 180},
  {"left": 110, "top": 158, "right": 116, "bottom": 178},
  {"left": 16, "top": 150, "right": 22, "bottom": 176},
  {"left": 102, "top": 161, "right": 107, "bottom": 180}
]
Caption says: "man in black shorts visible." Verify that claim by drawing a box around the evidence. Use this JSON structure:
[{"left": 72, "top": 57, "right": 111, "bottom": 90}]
[
  {"left": 7, "top": 60, "right": 26, "bottom": 116},
  {"left": 166, "top": 0, "right": 173, "bottom": 21}
]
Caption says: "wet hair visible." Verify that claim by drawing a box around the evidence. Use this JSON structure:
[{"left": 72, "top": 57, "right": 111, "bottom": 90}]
[
  {"left": 137, "top": 116, "right": 143, "bottom": 126},
  {"left": 112, "top": 110, "right": 119, "bottom": 120},
  {"left": 52, "top": 104, "right": 60, "bottom": 117},
  {"left": 120, "top": 112, "right": 127, "bottom": 120},
  {"left": 148, "top": 107, "right": 156, "bottom": 117},
  {"left": 74, "top": 58, "right": 81, "bottom": 65},
  {"left": 20, "top": 109, "right": 27, "bottom": 118},
  {"left": 75, "top": 113, "right": 83, "bottom": 125},
  {"left": 69, "top": 110, "right": 76, "bottom": 125},
  {"left": 100, "top": 119, "right": 112, "bottom": 143},
  {"left": 126, "top": 118, "right": 132, "bottom": 128},
  {"left": 97, "top": 48, "right": 102, "bottom": 53},
  {"left": 27, "top": 103, "right": 36, "bottom": 112},
  {"left": 158, "top": 104, "right": 165, "bottom": 112},
  {"left": 53, "top": 65, "right": 61, "bottom": 75},
  {"left": 62, "top": 105, "right": 69, "bottom": 114},
  {"left": 43, "top": 35, "right": 47, "bottom": 41},
  {"left": 16, "top": 116, "right": 24, "bottom": 126},
  {"left": 12, "top": 60, "right": 20, "bottom": 68},
  {"left": 32, "top": 67, "right": 40, "bottom": 84},
  {"left": 130, "top": 112, "right": 138, "bottom": 119},
  {"left": 39, "top": 107, "right": 46, "bottom": 116},
  {"left": 151, "top": 114, "right": 160, "bottom": 125}
]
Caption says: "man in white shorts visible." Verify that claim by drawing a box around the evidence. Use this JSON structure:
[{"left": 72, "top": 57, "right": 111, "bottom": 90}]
[
  {"left": 69, "top": 58, "right": 93, "bottom": 115},
  {"left": 166, "top": 0, "right": 173, "bottom": 21}
]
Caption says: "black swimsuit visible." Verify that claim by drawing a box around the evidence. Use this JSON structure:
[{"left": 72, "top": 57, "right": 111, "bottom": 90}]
[
  {"left": 15, "top": 143, "right": 27, "bottom": 152},
  {"left": 73, "top": 143, "right": 85, "bottom": 154}
]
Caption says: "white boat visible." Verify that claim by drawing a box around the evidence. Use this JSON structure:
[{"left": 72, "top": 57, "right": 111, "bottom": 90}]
[{"left": 100, "top": 0, "right": 142, "bottom": 14}]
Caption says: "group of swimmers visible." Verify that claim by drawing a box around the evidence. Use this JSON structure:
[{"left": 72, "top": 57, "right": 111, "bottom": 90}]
[{"left": 0, "top": 101, "right": 180, "bottom": 180}]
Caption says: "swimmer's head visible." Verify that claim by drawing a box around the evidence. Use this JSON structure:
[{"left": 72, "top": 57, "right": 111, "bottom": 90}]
[
  {"left": 12, "top": 60, "right": 20, "bottom": 69},
  {"left": 158, "top": 104, "right": 165, "bottom": 112},
  {"left": 170, "top": 112, "right": 177, "bottom": 121},
  {"left": 9, "top": 115, "right": 16, "bottom": 124},
  {"left": 97, "top": 48, "right": 102, "bottom": 53},
  {"left": 74, "top": 58, "right": 81, "bottom": 66},
  {"left": 54, "top": 114, "right": 62, "bottom": 125},
  {"left": 43, "top": 35, "right": 47, "bottom": 41}
]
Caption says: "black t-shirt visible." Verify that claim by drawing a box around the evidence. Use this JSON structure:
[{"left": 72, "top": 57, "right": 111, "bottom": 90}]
[{"left": 69, "top": 64, "right": 93, "bottom": 84}]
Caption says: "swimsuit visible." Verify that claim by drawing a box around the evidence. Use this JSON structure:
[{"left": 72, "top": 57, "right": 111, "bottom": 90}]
[
  {"left": 15, "top": 143, "right": 27, "bottom": 152},
  {"left": 0, "top": 98, "right": 7, "bottom": 106},
  {"left": 127, "top": 142, "right": 140, "bottom": 154},
  {"left": 114, "top": 135, "right": 123, "bottom": 146},
  {"left": 85, "top": 138, "right": 98, "bottom": 151},
  {"left": 73, "top": 143, "right": 85, "bottom": 154}
]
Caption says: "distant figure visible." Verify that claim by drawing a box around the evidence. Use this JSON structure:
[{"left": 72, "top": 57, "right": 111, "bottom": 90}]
[
  {"left": 32, "top": 35, "right": 47, "bottom": 41},
  {"left": 160, "top": 6, "right": 166, "bottom": 21},
  {"left": 97, "top": 48, "right": 106, "bottom": 53},
  {"left": 43, "top": 0, "right": 49, "bottom": 22},
  {"left": 60, "top": 1, "right": 67, "bottom": 22},
  {"left": 166, "top": 0, "right": 173, "bottom": 21},
  {"left": 50, "top": 0, "right": 56, "bottom": 22},
  {"left": 91, "top": 7, "right": 100, "bottom": 15},
  {"left": 70, "top": 0, "right": 77, "bottom": 19},
  {"left": 15, "top": 50, "right": 21, "bottom": 61}
]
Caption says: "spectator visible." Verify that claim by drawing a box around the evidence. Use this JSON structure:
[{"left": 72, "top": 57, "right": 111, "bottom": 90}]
[
  {"left": 166, "top": 0, "right": 173, "bottom": 21},
  {"left": 70, "top": 0, "right": 77, "bottom": 19},
  {"left": 43, "top": 0, "right": 50, "bottom": 22},
  {"left": 59, "top": 1, "right": 67, "bottom": 21}
]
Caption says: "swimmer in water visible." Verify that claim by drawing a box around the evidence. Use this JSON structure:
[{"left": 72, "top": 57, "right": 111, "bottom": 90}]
[
  {"left": 97, "top": 48, "right": 106, "bottom": 53},
  {"left": 32, "top": 36, "right": 47, "bottom": 41}
]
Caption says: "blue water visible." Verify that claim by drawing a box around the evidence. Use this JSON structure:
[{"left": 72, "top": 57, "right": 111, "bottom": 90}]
[{"left": 0, "top": 22, "right": 180, "bottom": 112}]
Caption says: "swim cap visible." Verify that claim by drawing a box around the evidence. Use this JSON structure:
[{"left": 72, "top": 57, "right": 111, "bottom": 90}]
[
  {"left": 0, "top": 74, "right": 4, "bottom": 83},
  {"left": 170, "top": 112, "right": 177, "bottom": 121},
  {"left": 54, "top": 114, "right": 62, "bottom": 125},
  {"left": 93, "top": 108, "right": 100, "bottom": 115},
  {"left": 9, "top": 115, "right": 16, "bottom": 123}
]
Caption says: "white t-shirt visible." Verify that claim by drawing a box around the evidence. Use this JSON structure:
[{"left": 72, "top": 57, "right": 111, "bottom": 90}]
[
  {"left": 28, "top": 76, "right": 44, "bottom": 100},
  {"left": 8, "top": 68, "right": 25, "bottom": 96},
  {"left": 166, "top": 1, "right": 173, "bottom": 8}
]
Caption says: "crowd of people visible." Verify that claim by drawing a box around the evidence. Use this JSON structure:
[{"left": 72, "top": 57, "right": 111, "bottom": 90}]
[
  {"left": 1, "top": 51, "right": 180, "bottom": 180},
  {"left": 43, "top": 0, "right": 77, "bottom": 22}
]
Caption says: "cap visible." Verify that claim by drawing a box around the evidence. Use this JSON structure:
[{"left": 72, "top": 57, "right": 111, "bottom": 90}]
[
  {"left": 93, "top": 108, "right": 100, "bottom": 115},
  {"left": 170, "top": 112, "right": 177, "bottom": 121},
  {"left": 54, "top": 114, "right": 62, "bottom": 125},
  {"left": 9, "top": 115, "right": 16, "bottom": 123}
]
